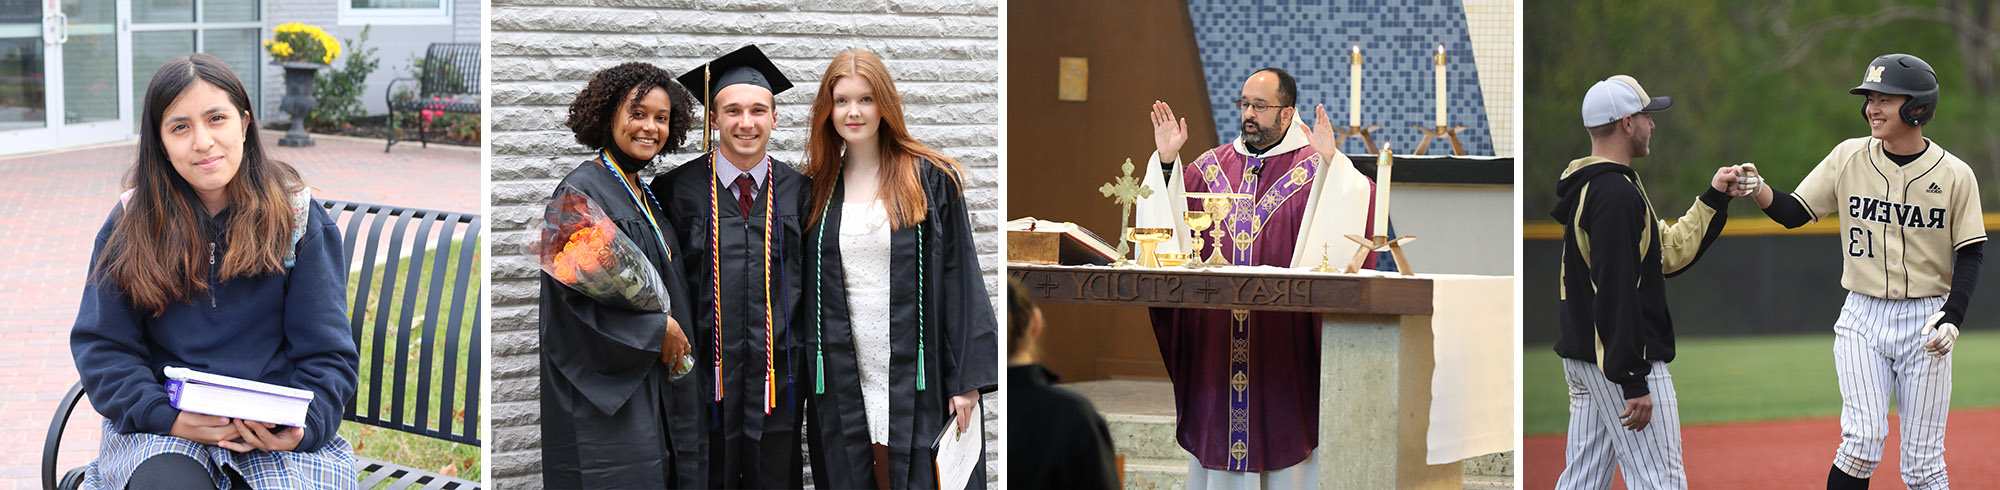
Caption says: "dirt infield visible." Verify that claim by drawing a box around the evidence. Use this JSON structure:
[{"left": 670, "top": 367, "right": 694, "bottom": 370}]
[{"left": 1524, "top": 407, "right": 2000, "bottom": 488}]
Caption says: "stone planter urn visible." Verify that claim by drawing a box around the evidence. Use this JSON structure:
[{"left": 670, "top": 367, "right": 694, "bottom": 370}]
[{"left": 273, "top": 61, "right": 328, "bottom": 147}]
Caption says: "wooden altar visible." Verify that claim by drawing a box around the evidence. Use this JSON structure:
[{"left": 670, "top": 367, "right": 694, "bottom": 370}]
[{"left": 1009, "top": 264, "right": 1463, "bottom": 489}]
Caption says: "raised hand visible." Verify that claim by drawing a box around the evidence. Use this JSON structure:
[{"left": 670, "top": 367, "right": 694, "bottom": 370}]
[
  {"left": 1303, "top": 104, "right": 1341, "bottom": 160},
  {"left": 1152, "top": 100, "right": 1189, "bottom": 164}
]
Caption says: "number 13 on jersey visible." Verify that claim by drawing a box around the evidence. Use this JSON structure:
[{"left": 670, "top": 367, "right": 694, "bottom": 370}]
[{"left": 1848, "top": 226, "right": 1876, "bottom": 258}]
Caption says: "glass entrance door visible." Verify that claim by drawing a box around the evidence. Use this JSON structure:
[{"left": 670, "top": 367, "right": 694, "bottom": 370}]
[
  {"left": 0, "top": 0, "right": 56, "bottom": 149},
  {"left": 0, "top": 0, "right": 128, "bottom": 155}
]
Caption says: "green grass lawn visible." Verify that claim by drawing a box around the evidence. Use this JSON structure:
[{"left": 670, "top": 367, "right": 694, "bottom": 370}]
[
  {"left": 1525, "top": 332, "right": 2000, "bottom": 436},
  {"left": 338, "top": 238, "right": 482, "bottom": 484}
]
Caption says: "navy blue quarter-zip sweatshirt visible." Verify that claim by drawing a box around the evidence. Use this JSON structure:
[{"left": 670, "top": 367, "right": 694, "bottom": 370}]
[{"left": 71, "top": 198, "right": 359, "bottom": 452}]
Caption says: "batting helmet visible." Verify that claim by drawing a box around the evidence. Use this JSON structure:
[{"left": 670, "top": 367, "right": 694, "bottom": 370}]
[{"left": 1850, "top": 53, "right": 1939, "bottom": 127}]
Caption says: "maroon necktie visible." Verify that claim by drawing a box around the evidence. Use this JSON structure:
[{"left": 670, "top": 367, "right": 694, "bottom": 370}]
[{"left": 734, "top": 174, "right": 756, "bottom": 216}]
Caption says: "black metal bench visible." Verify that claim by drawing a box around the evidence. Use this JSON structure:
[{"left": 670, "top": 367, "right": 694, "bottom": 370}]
[
  {"left": 385, "top": 43, "right": 481, "bottom": 152},
  {"left": 43, "top": 199, "right": 484, "bottom": 490}
]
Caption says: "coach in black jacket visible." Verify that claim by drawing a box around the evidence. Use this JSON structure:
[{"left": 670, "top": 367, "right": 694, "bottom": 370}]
[{"left": 1546, "top": 74, "right": 1746, "bottom": 489}]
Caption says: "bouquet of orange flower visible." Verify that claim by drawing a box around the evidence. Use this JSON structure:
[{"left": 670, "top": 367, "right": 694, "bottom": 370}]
[
  {"left": 531, "top": 186, "right": 693, "bottom": 379},
  {"left": 530, "top": 186, "right": 669, "bottom": 314}
]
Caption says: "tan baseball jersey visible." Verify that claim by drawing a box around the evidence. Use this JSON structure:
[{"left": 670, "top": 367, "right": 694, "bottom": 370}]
[{"left": 1792, "top": 136, "right": 1987, "bottom": 299}]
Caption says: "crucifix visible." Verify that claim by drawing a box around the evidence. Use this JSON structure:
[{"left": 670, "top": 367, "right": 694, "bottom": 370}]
[{"left": 1099, "top": 158, "right": 1153, "bottom": 267}]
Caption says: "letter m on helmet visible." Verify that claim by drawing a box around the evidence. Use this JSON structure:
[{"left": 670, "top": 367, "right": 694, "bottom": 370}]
[{"left": 1866, "top": 65, "right": 1886, "bottom": 83}]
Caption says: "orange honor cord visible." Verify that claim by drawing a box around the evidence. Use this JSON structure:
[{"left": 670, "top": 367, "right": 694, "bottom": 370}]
[
  {"left": 708, "top": 152, "right": 781, "bottom": 417},
  {"left": 763, "top": 162, "right": 776, "bottom": 415},
  {"left": 709, "top": 156, "right": 724, "bottom": 402}
]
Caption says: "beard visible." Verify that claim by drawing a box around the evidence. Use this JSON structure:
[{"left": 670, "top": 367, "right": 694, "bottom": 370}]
[{"left": 1240, "top": 116, "right": 1283, "bottom": 147}]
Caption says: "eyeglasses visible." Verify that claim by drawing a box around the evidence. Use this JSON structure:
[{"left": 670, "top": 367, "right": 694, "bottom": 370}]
[{"left": 1234, "top": 98, "right": 1285, "bottom": 114}]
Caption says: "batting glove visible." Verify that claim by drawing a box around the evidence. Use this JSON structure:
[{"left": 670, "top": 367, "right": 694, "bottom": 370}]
[
  {"left": 1923, "top": 310, "right": 1959, "bottom": 357},
  {"left": 1733, "top": 163, "right": 1763, "bottom": 198}
]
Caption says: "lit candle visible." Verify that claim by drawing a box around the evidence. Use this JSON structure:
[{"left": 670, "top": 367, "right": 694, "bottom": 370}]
[
  {"left": 1435, "top": 44, "right": 1447, "bottom": 128},
  {"left": 1375, "top": 145, "right": 1391, "bottom": 237},
  {"left": 1349, "top": 45, "right": 1361, "bottom": 128}
]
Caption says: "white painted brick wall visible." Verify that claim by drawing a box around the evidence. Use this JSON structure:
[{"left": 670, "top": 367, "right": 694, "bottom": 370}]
[
  {"left": 1464, "top": 0, "right": 1515, "bottom": 157},
  {"left": 489, "top": 1, "right": 1001, "bottom": 488}
]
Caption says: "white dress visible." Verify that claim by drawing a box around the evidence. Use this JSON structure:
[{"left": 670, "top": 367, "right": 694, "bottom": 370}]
[{"left": 839, "top": 199, "right": 894, "bottom": 444}]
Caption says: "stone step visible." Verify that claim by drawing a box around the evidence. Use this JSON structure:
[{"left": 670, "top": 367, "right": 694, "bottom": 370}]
[
  {"left": 1122, "top": 457, "right": 1189, "bottom": 490},
  {"left": 1065, "top": 377, "right": 1515, "bottom": 488},
  {"left": 1463, "top": 451, "right": 1514, "bottom": 478}
]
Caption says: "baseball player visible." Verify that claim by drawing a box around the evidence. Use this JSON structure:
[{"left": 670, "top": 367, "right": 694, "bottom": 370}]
[
  {"left": 1551, "top": 74, "right": 1748, "bottom": 490},
  {"left": 1736, "top": 53, "right": 1983, "bottom": 490}
]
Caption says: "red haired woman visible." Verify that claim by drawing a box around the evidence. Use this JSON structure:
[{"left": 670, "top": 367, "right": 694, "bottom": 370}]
[{"left": 799, "top": 50, "right": 998, "bottom": 489}]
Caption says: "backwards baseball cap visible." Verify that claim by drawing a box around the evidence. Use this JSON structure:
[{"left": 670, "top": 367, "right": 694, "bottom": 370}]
[{"left": 1581, "top": 75, "right": 1672, "bottom": 127}]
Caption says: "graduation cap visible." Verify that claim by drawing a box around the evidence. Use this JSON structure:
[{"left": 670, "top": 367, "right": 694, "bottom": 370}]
[{"left": 677, "top": 45, "right": 795, "bottom": 155}]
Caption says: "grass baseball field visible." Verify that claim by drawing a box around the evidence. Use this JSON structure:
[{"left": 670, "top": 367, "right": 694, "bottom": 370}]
[{"left": 1526, "top": 332, "right": 2000, "bottom": 436}]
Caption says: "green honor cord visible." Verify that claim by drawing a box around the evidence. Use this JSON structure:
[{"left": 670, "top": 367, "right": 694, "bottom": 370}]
[
  {"left": 811, "top": 196, "right": 928, "bottom": 394},
  {"left": 814, "top": 203, "right": 828, "bottom": 394}
]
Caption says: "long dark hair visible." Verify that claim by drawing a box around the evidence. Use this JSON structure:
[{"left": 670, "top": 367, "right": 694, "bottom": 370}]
[
  {"left": 804, "top": 50, "right": 964, "bottom": 230},
  {"left": 97, "top": 53, "right": 303, "bottom": 315}
]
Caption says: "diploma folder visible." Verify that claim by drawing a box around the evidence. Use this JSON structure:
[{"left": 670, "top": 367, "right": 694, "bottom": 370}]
[
  {"left": 163, "top": 366, "right": 315, "bottom": 427},
  {"left": 932, "top": 403, "right": 984, "bottom": 490}
]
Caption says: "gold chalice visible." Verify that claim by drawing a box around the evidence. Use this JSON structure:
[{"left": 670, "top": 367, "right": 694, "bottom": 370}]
[
  {"left": 1182, "top": 210, "right": 1213, "bottom": 269},
  {"left": 1186, "top": 192, "right": 1250, "bottom": 267},
  {"left": 1127, "top": 227, "right": 1173, "bottom": 268}
]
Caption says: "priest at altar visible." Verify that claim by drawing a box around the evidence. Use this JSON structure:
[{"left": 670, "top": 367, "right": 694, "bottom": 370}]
[{"left": 1132, "top": 67, "right": 1381, "bottom": 489}]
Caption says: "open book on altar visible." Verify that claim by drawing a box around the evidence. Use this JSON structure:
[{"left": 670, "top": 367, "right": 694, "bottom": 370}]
[{"left": 1006, "top": 217, "right": 1117, "bottom": 265}]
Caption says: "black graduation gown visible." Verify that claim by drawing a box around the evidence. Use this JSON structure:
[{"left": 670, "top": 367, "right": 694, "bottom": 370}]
[
  {"left": 802, "top": 163, "right": 1000, "bottom": 489},
  {"left": 652, "top": 153, "right": 809, "bottom": 489},
  {"left": 538, "top": 158, "right": 707, "bottom": 489}
]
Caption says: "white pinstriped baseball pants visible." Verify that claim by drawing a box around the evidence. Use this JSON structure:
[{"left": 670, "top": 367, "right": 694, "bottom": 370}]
[
  {"left": 1555, "top": 358, "right": 1685, "bottom": 490},
  {"left": 1833, "top": 291, "right": 1951, "bottom": 489}
]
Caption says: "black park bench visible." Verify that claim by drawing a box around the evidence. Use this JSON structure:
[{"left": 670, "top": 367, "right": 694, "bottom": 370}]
[
  {"left": 385, "top": 42, "right": 481, "bottom": 152},
  {"left": 42, "top": 199, "right": 485, "bottom": 490}
]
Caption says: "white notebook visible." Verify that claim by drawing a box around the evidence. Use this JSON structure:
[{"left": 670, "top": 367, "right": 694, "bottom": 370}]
[
  {"left": 163, "top": 366, "right": 315, "bottom": 427},
  {"left": 932, "top": 403, "right": 984, "bottom": 490}
]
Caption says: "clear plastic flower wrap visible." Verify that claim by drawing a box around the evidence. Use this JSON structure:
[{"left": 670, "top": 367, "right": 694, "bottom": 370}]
[{"left": 529, "top": 185, "right": 693, "bottom": 379}]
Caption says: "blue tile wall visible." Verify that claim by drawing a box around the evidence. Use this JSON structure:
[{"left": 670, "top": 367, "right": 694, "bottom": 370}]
[{"left": 1186, "top": 0, "right": 1493, "bottom": 155}]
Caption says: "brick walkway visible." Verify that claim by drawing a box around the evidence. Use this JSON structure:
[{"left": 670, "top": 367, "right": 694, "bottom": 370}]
[{"left": 0, "top": 133, "right": 478, "bottom": 489}]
